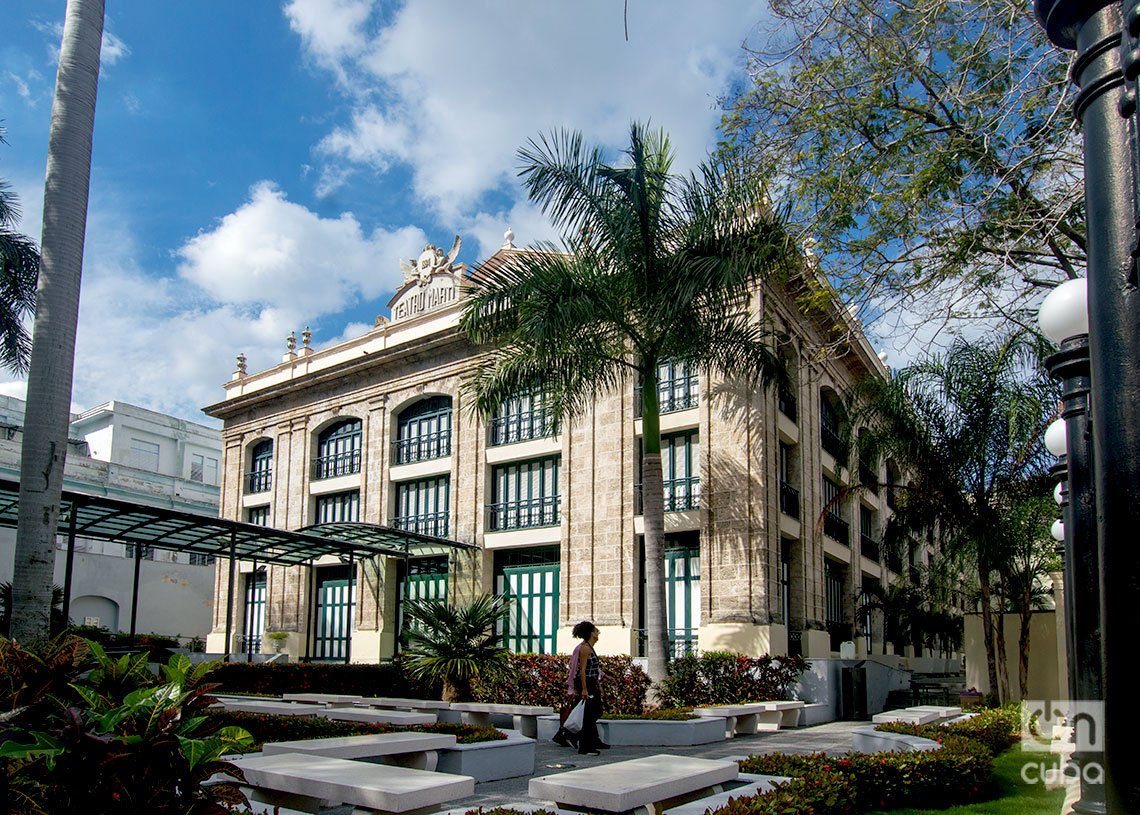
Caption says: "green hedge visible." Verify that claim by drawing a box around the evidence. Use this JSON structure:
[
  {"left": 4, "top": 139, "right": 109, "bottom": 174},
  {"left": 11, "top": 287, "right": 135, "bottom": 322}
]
[
  {"left": 205, "top": 710, "right": 504, "bottom": 749},
  {"left": 472, "top": 653, "right": 651, "bottom": 715},
  {"left": 655, "top": 652, "right": 808, "bottom": 708},
  {"left": 207, "top": 660, "right": 438, "bottom": 698},
  {"left": 722, "top": 706, "right": 1021, "bottom": 814}
]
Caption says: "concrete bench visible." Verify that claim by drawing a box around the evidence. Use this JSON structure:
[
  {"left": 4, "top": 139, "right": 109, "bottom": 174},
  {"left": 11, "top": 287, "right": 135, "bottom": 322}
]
[
  {"left": 871, "top": 709, "right": 944, "bottom": 726},
  {"left": 318, "top": 707, "right": 436, "bottom": 726},
  {"left": 689, "top": 701, "right": 802, "bottom": 736},
  {"left": 755, "top": 701, "right": 805, "bottom": 729},
  {"left": 360, "top": 697, "right": 452, "bottom": 714},
  {"left": 262, "top": 732, "right": 457, "bottom": 771},
  {"left": 529, "top": 754, "right": 739, "bottom": 815},
  {"left": 851, "top": 726, "right": 941, "bottom": 753},
  {"left": 448, "top": 702, "right": 554, "bottom": 738},
  {"left": 908, "top": 705, "right": 962, "bottom": 719},
  {"left": 232, "top": 752, "right": 474, "bottom": 815},
  {"left": 282, "top": 693, "right": 364, "bottom": 708},
  {"left": 217, "top": 700, "right": 323, "bottom": 717},
  {"left": 662, "top": 773, "right": 793, "bottom": 815}
]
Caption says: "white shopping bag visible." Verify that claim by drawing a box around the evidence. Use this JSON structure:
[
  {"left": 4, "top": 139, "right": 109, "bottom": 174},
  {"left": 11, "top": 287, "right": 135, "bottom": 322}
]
[{"left": 563, "top": 699, "right": 586, "bottom": 733}]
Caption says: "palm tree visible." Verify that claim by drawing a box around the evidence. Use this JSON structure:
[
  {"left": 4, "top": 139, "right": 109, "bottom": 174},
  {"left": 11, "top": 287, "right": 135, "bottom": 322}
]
[
  {"left": 460, "top": 124, "right": 791, "bottom": 685},
  {"left": 11, "top": 0, "right": 104, "bottom": 642},
  {"left": 0, "top": 130, "right": 40, "bottom": 374},
  {"left": 401, "top": 594, "right": 513, "bottom": 702},
  {"left": 850, "top": 330, "right": 1057, "bottom": 703}
]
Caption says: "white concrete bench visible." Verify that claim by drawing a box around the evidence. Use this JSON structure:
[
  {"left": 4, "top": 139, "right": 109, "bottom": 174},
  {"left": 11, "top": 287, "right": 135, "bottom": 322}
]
[
  {"left": 360, "top": 697, "right": 452, "bottom": 714},
  {"left": 262, "top": 732, "right": 457, "bottom": 771},
  {"left": 908, "top": 705, "right": 962, "bottom": 719},
  {"left": 448, "top": 702, "right": 554, "bottom": 738},
  {"left": 282, "top": 693, "right": 364, "bottom": 708},
  {"left": 689, "top": 701, "right": 803, "bottom": 736},
  {"left": 318, "top": 707, "right": 436, "bottom": 726},
  {"left": 871, "top": 709, "right": 944, "bottom": 725},
  {"left": 217, "top": 700, "right": 323, "bottom": 717},
  {"left": 755, "top": 700, "right": 804, "bottom": 729},
  {"left": 232, "top": 752, "right": 474, "bottom": 815},
  {"left": 528, "top": 754, "right": 739, "bottom": 815},
  {"left": 662, "top": 773, "right": 793, "bottom": 815},
  {"left": 851, "top": 726, "right": 941, "bottom": 753}
]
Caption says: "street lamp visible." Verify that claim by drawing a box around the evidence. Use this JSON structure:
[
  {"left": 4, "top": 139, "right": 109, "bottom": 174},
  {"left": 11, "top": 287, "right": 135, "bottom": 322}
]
[
  {"left": 1035, "top": 2, "right": 1140, "bottom": 810},
  {"left": 1040, "top": 278, "right": 1103, "bottom": 815}
]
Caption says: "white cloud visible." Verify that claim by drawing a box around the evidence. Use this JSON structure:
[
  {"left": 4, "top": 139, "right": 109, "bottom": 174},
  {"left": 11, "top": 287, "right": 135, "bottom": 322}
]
[
  {"left": 289, "top": 1, "right": 768, "bottom": 222},
  {"left": 176, "top": 181, "right": 427, "bottom": 314},
  {"left": 31, "top": 19, "right": 128, "bottom": 68},
  {"left": 100, "top": 30, "right": 129, "bottom": 65}
]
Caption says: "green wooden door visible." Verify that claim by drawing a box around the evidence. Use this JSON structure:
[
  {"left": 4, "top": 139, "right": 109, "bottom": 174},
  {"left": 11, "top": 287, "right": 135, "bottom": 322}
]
[
  {"left": 495, "top": 547, "right": 559, "bottom": 654},
  {"left": 314, "top": 566, "right": 355, "bottom": 660}
]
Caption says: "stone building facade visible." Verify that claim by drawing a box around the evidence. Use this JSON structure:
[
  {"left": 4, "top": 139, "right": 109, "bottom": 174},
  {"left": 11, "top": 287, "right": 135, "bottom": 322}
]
[{"left": 204, "top": 237, "right": 907, "bottom": 662}]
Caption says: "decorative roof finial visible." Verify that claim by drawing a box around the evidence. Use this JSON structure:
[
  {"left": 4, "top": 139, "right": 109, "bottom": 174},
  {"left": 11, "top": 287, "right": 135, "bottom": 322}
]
[
  {"left": 286, "top": 331, "right": 297, "bottom": 353},
  {"left": 235, "top": 353, "right": 247, "bottom": 375},
  {"left": 503, "top": 227, "right": 516, "bottom": 249},
  {"left": 302, "top": 326, "right": 312, "bottom": 348}
]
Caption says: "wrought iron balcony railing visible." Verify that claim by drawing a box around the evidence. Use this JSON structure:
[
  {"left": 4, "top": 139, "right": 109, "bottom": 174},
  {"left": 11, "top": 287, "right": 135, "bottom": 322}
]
[
  {"left": 824, "top": 511, "right": 850, "bottom": 545},
  {"left": 860, "top": 533, "right": 880, "bottom": 563},
  {"left": 311, "top": 449, "right": 361, "bottom": 480},
  {"left": 246, "top": 469, "right": 272, "bottom": 494},
  {"left": 393, "top": 430, "right": 452, "bottom": 464},
  {"left": 490, "top": 410, "right": 558, "bottom": 446},
  {"left": 778, "top": 387, "right": 798, "bottom": 422},
  {"left": 859, "top": 462, "right": 880, "bottom": 490},
  {"left": 486, "top": 495, "right": 560, "bottom": 531},
  {"left": 634, "top": 477, "right": 701, "bottom": 514},
  {"left": 635, "top": 628, "right": 698, "bottom": 659},
  {"left": 633, "top": 378, "right": 700, "bottom": 417},
  {"left": 779, "top": 481, "right": 800, "bottom": 519},
  {"left": 821, "top": 425, "right": 843, "bottom": 458},
  {"left": 391, "top": 512, "right": 449, "bottom": 538}
]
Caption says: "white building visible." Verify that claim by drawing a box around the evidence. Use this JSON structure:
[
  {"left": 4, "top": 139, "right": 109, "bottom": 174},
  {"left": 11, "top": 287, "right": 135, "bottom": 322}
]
[{"left": 0, "top": 398, "right": 221, "bottom": 641}]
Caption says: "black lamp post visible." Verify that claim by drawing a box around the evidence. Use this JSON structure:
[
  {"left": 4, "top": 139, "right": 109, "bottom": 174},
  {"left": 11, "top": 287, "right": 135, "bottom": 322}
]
[{"left": 1035, "top": 1, "right": 1140, "bottom": 811}]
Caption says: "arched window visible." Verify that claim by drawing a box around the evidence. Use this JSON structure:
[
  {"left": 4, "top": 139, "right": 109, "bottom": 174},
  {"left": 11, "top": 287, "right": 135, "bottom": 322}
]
[
  {"left": 246, "top": 439, "right": 273, "bottom": 493},
  {"left": 313, "top": 419, "right": 362, "bottom": 480},
  {"left": 395, "top": 396, "right": 452, "bottom": 464}
]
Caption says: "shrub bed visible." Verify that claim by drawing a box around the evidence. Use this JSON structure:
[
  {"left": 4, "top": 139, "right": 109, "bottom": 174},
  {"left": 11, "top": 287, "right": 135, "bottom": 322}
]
[
  {"left": 471, "top": 653, "right": 650, "bottom": 714},
  {"left": 877, "top": 705, "right": 1021, "bottom": 755},
  {"left": 206, "top": 710, "right": 504, "bottom": 750},
  {"left": 603, "top": 709, "right": 696, "bottom": 721},
  {"left": 655, "top": 652, "right": 808, "bottom": 708},
  {"left": 207, "top": 660, "right": 437, "bottom": 698}
]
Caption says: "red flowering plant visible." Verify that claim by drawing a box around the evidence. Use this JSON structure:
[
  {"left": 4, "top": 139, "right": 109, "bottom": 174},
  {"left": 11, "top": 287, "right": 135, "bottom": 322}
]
[
  {"left": 655, "top": 651, "right": 809, "bottom": 708},
  {"left": 471, "top": 653, "right": 650, "bottom": 714}
]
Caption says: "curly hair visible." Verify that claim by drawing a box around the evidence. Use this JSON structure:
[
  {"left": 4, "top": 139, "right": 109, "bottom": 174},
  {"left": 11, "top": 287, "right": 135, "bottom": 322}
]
[{"left": 572, "top": 620, "right": 597, "bottom": 639}]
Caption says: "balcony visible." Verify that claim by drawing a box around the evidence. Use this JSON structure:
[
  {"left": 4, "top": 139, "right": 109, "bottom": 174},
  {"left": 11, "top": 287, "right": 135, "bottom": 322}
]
[
  {"left": 392, "top": 512, "right": 449, "bottom": 538},
  {"left": 634, "top": 378, "right": 700, "bottom": 417},
  {"left": 859, "top": 462, "right": 879, "bottom": 490},
  {"left": 778, "top": 387, "right": 798, "bottom": 422},
  {"left": 635, "top": 477, "right": 701, "bottom": 514},
  {"left": 821, "top": 425, "right": 843, "bottom": 459},
  {"left": 246, "top": 469, "right": 272, "bottom": 494},
  {"left": 490, "top": 409, "right": 558, "bottom": 446},
  {"left": 886, "top": 486, "right": 900, "bottom": 511},
  {"left": 312, "top": 449, "right": 361, "bottom": 480},
  {"left": 393, "top": 430, "right": 452, "bottom": 464},
  {"left": 779, "top": 481, "right": 800, "bottom": 519},
  {"left": 824, "top": 512, "right": 850, "bottom": 545},
  {"left": 487, "top": 495, "right": 560, "bottom": 531},
  {"left": 860, "top": 533, "right": 880, "bottom": 563}
]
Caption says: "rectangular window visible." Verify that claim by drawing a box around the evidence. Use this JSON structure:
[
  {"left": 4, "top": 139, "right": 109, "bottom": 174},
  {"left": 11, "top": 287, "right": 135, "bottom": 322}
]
[
  {"left": 822, "top": 475, "right": 849, "bottom": 544},
  {"left": 636, "top": 431, "right": 700, "bottom": 513},
  {"left": 129, "top": 438, "right": 160, "bottom": 471},
  {"left": 490, "top": 391, "right": 557, "bottom": 446},
  {"left": 825, "top": 560, "right": 850, "bottom": 650},
  {"left": 315, "top": 491, "right": 360, "bottom": 524},
  {"left": 188, "top": 552, "right": 215, "bottom": 566},
  {"left": 126, "top": 543, "right": 154, "bottom": 560},
  {"left": 190, "top": 453, "right": 219, "bottom": 485},
  {"left": 489, "top": 456, "right": 560, "bottom": 530},
  {"left": 393, "top": 477, "right": 449, "bottom": 537},
  {"left": 247, "top": 506, "right": 270, "bottom": 526},
  {"left": 634, "top": 359, "right": 699, "bottom": 417},
  {"left": 778, "top": 442, "right": 799, "bottom": 519},
  {"left": 242, "top": 571, "right": 266, "bottom": 654},
  {"left": 860, "top": 505, "right": 879, "bottom": 562}
]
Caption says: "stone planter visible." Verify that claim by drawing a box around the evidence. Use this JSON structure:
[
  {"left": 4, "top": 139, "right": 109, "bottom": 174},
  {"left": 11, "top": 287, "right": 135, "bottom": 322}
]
[
  {"left": 597, "top": 716, "right": 726, "bottom": 746},
  {"left": 435, "top": 730, "right": 535, "bottom": 782}
]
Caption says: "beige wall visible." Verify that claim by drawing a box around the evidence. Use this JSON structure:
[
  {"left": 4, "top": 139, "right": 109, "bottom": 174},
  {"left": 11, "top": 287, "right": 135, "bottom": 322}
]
[{"left": 964, "top": 611, "right": 1061, "bottom": 701}]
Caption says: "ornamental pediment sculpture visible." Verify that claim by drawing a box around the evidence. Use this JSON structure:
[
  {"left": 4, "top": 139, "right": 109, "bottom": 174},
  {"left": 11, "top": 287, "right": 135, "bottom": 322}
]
[{"left": 400, "top": 236, "right": 466, "bottom": 287}]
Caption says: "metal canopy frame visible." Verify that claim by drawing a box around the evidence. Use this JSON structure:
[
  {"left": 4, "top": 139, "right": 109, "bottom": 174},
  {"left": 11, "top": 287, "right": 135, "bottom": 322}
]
[{"left": 0, "top": 480, "right": 472, "bottom": 661}]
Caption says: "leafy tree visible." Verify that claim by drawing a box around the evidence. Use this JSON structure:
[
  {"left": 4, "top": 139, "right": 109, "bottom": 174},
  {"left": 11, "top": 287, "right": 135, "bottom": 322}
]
[
  {"left": 401, "top": 594, "right": 512, "bottom": 702},
  {"left": 0, "top": 133, "right": 39, "bottom": 376},
  {"left": 12, "top": 0, "right": 102, "bottom": 643},
  {"left": 460, "top": 123, "right": 791, "bottom": 685},
  {"left": 850, "top": 331, "right": 1058, "bottom": 703},
  {"left": 722, "top": 0, "right": 1082, "bottom": 339}
]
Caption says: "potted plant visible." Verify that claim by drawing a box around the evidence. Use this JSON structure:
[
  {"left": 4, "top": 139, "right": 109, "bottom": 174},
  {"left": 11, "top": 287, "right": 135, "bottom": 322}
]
[{"left": 266, "top": 630, "right": 289, "bottom": 653}]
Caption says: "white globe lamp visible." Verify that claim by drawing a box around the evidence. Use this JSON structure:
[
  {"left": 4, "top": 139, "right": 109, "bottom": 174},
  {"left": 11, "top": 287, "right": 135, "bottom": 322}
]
[
  {"left": 1045, "top": 418, "right": 1068, "bottom": 457},
  {"left": 1039, "top": 278, "right": 1089, "bottom": 344}
]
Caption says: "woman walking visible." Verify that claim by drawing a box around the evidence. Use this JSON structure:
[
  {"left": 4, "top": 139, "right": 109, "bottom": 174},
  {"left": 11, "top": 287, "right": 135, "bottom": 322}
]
[{"left": 564, "top": 620, "right": 608, "bottom": 755}]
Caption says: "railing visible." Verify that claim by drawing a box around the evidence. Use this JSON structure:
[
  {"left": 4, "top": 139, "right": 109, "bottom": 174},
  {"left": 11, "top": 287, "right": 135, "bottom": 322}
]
[
  {"left": 635, "top": 628, "right": 698, "bottom": 659},
  {"left": 821, "top": 425, "right": 843, "bottom": 458},
  {"left": 860, "top": 534, "right": 880, "bottom": 562},
  {"left": 490, "top": 410, "right": 558, "bottom": 446},
  {"left": 779, "top": 481, "right": 800, "bottom": 519},
  {"left": 886, "top": 487, "right": 900, "bottom": 511},
  {"left": 393, "top": 430, "right": 451, "bottom": 464},
  {"left": 634, "top": 477, "right": 702, "bottom": 514},
  {"left": 824, "top": 512, "right": 850, "bottom": 545},
  {"left": 487, "top": 496, "right": 560, "bottom": 531},
  {"left": 238, "top": 635, "right": 262, "bottom": 654},
  {"left": 311, "top": 449, "right": 361, "bottom": 480},
  {"left": 827, "top": 622, "right": 853, "bottom": 652},
  {"left": 391, "top": 512, "right": 449, "bottom": 538},
  {"left": 859, "top": 462, "right": 879, "bottom": 490},
  {"left": 633, "top": 378, "right": 700, "bottom": 417},
  {"left": 778, "top": 387, "right": 798, "bottom": 422},
  {"left": 246, "top": 469, "right": 272, "bottom": 494},
  {"left": 788, "top": 630, "right": 804, "bottom": 658}
]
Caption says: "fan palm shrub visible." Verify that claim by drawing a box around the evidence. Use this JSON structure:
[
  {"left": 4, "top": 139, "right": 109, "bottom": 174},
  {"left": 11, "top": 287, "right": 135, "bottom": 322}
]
[
  {"left": 460, "top": 122, "right": 793, "bottom": 684},
  {"left": 401, "top": 594, "right": 512, "bottom": 702}
]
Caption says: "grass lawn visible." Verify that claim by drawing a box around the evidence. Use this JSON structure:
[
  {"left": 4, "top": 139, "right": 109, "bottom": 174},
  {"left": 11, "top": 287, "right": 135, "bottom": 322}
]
[{"left": 867, "top": 746, "right": 1068, "bottom": 815}]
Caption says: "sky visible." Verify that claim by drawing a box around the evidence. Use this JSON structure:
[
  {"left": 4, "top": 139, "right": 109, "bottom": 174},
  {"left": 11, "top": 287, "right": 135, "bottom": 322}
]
[{"left": 1, "top": 1, "right": 777, "bottom": 425}]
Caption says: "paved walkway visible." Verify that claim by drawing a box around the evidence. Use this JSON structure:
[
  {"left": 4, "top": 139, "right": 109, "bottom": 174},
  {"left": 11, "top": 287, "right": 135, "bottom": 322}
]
[{"left": 449, "top": 720, "right": 863, "bottom": 812}]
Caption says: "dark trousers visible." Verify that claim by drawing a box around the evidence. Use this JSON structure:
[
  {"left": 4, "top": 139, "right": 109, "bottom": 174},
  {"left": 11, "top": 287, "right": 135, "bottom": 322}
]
[{"left": 577, "top": 679, "right": 603, "bottom": 752}]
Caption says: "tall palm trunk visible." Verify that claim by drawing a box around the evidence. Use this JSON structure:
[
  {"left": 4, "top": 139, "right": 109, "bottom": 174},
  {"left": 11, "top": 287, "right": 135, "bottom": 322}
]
[
  {"left": 640, "top": 366, "right": 669, "bottom": 687},
  {"left": 10, "top": 0, "right": 103, "bottom": 642},
  {"left": 977, "top": 571, "right": 1000, "bottom": 702}
]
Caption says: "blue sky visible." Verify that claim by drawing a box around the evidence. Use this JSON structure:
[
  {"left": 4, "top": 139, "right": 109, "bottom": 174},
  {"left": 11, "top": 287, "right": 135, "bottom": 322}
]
[{"left": 2, "top": 1, "right": 773, "bottom": 423}]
